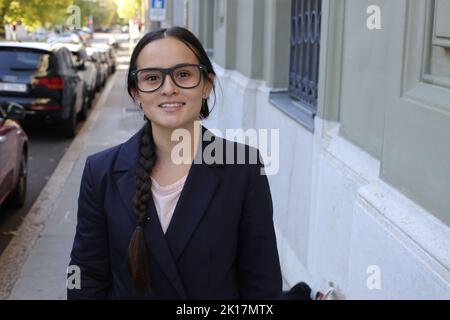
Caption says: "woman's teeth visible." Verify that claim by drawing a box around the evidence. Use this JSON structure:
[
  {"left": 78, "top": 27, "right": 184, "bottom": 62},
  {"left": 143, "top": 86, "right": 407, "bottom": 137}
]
[{"left": 159, "top": 103, "right": 185, "bottom": 108}]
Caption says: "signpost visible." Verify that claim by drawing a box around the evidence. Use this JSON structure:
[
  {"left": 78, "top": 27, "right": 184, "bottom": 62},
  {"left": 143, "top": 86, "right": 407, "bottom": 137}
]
[{"left": 150, "top": 0, "right": 166, "bottom": 22}]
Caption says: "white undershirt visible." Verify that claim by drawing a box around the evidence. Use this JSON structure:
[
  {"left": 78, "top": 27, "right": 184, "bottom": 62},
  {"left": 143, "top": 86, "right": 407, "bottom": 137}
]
[{"left": 150, "top": 174, "right": 188, "bottom": 234}]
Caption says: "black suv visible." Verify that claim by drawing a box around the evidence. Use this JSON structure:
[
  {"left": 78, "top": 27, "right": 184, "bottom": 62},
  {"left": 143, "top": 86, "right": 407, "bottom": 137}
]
[{"left": 0, "top": 42, "right": 86, "bottom": 137}]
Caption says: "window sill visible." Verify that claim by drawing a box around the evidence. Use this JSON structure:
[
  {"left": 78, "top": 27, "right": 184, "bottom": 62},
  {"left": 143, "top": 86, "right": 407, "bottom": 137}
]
[{"left": 269, "top": 91, "right": 316, "bottom": 133}]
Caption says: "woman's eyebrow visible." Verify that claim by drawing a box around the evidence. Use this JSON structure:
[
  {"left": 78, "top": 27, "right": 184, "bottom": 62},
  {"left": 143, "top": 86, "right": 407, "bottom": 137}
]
[{"left": 138, "top": 63, "right": 195, "bottom": 70}]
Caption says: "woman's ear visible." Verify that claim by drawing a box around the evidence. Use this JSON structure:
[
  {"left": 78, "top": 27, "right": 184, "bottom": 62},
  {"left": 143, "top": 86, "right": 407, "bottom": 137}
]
[
  {"left": 203, "top": 74, "right": 215, "bottom": 98},
  {"left": 131, "top": 89, "right": 140, "bottom": 105}
]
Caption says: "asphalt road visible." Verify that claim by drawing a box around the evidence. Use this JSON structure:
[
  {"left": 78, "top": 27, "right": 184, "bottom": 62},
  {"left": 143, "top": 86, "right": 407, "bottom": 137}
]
[{"left": 0, "top": 103, "right": 96, "bottom": 255}]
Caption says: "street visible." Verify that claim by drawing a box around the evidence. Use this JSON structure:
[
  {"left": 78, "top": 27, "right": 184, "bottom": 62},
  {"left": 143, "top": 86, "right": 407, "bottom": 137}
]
[
  {"left": 0, "top": 33, "right": 145, "bottom": 298},
  {"left": 0, "top": 32, "right": 130, "bottom": 257},
  {"left": 0, "top": 0, "right": 448, "bottom": 301}
]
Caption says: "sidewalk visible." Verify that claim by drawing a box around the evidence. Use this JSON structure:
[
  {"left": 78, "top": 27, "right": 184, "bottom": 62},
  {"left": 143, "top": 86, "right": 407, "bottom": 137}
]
[{"left": 0, "top": 49, "right": 144, "bottom": 299}]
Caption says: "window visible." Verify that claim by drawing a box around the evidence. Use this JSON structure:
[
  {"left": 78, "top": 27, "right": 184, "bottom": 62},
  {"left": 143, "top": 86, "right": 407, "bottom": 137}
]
[
  {"left": 62, "top": 49, "right": 73, "bottom": 69},
  {"left": 289, "top": 0, "right": 322, "bottom": 110},
  {"left": 0, "top": 49, "right": 48, "bottom": 72}
]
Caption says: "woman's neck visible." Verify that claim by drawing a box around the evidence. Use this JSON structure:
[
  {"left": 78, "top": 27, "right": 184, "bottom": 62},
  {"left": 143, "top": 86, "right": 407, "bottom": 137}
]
[{"left": 151, "top": 121, "right": 201, "bottom": 166}]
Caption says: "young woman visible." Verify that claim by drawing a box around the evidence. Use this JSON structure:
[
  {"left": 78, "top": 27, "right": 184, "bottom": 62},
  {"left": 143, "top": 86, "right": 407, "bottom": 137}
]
[{"left": 68, "top": 26, "right": 282, "bottom": 300}]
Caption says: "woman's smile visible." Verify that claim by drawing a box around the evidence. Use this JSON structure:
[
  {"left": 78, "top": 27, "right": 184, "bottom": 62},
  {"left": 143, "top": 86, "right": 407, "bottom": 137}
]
[{"left": 158, "top": 101, "right": 186, "bottom": 112}]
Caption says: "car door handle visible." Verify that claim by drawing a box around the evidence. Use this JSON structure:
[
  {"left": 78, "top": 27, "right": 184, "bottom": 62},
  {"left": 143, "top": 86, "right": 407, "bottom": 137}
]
[{"left": 0, "top": 135, "right": 6, "bottom": 143}]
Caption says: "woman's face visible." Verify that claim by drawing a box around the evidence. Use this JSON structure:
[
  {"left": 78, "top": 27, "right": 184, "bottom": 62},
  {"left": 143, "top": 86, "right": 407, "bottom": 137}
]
[{"left": 133, "top": 37, "right": 213, "bottom": 130}]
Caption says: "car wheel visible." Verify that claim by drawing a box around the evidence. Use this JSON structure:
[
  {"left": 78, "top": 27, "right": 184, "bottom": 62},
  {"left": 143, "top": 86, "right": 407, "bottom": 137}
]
[
  {"left": 60, "top": 102, "right": 77, "bottom": 138},
  {"left": 9, "top": 154, "right": 27, "bottom": 208}
]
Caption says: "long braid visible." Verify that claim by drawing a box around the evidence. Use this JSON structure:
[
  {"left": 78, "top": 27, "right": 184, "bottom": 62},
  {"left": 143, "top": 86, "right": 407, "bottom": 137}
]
[{"left": 127, "top": 120, "right": 156, "bottom": 292}]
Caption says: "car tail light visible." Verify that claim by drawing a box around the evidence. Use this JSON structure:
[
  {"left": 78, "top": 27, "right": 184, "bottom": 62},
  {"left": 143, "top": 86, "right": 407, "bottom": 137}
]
[
  {"left": 36, "top": 77, "right": 64, "bottom": 90},
  {"left": 30, "top": 105, "right": 63, "bottom": 110}
]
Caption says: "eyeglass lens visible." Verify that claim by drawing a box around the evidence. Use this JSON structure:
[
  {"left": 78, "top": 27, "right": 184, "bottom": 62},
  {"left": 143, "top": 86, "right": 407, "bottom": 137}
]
[{"left": 136, "top": 65, "right": 202, "bottom": 92}]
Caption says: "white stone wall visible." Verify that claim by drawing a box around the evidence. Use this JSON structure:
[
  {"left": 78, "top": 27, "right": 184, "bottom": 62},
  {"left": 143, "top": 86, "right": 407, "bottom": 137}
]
[{"left": 204, "top": 62, "right": 450, "bottom": 299}]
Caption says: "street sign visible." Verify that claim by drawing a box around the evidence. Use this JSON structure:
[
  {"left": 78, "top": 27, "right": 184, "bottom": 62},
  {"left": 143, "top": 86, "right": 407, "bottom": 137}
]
[{"left": 150, "top": 0, "right": 166, "bottom": 22}]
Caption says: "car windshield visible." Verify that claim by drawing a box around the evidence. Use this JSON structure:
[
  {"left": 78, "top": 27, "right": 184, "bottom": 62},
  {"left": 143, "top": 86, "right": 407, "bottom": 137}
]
[{"left": 0, "top": 49, "right": 49, "bottom": 72}]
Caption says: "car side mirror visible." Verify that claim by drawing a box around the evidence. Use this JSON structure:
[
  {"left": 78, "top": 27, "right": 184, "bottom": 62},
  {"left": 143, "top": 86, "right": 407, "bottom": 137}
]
[{"left": 0, "top": 102, "right": 26, "bottom": 120}]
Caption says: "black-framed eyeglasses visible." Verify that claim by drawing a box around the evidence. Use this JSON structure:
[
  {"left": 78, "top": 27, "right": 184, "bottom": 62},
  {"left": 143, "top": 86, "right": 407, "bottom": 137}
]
[{"left": 131, "top": 63, "right": 208, "bottom": 93}]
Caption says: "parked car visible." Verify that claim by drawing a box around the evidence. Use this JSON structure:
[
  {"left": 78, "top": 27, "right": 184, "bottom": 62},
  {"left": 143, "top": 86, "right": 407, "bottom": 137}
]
[
  {"left": 86, "top": 47, "right": 108, "bottom": 91},
  {"left": 91, "top": 43, "right": 116, "bottom": 74},
  {"left": 81, "top": 27, "right": 94, "bottom": 39},
  {"left": 108, "top": 36, "right": 119, "bottom": 49},
  {"left": 0, "top": 42, "right": 86, "bottom": 137},
  {"left": 76, "top": 29, "right": 93, "bottom": 41},
  {"left": 0, "top": 101, "right": 28, "bottom": 208},
  {"left": 97, "top": 51, "right": 111, "bottom": 80},
  {"left": 34, "top": 28, "right": 47, "bottom": 41},
  {"left": 88, "top": 47, "right": 112, "bottom": 82},
  {"left": 94, "top": 27, "right": 109, "bottom": 33},
  {"left": 48, "top": 32, "right": 86, "bottom": 46},
  {"left": 62, "top": 43, "right": 97, "bottom": 109}
]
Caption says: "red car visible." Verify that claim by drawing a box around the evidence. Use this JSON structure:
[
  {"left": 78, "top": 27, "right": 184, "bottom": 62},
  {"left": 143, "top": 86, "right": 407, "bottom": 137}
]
[{"left": 0, "top": 102, "right": 28, "bottom": 208}]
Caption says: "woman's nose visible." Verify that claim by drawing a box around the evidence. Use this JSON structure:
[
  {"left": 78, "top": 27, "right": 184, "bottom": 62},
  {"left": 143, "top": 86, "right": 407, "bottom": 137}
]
[{"left": 160, "top": 74, "right": 178, "bottom": 95}]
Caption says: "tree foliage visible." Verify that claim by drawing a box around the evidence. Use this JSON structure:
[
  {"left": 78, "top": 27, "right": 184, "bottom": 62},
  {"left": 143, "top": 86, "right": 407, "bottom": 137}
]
[
  {"left": 1, "top": 0, "right": 72, "bottom": 29},
  {"left": 0, "top": 0, "right": 140, "bottom": 31},
  {"left": 74, "top": 0, "right": 118, "bottom": 29},
  {"left": 115, "top": 0, "right": 141, "bottom": 21}
]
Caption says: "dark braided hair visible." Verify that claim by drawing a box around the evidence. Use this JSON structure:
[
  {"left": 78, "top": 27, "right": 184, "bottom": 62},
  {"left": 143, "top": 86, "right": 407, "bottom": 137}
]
[{"left": 126, "top": 26, "right": 216, "bottom": 292}]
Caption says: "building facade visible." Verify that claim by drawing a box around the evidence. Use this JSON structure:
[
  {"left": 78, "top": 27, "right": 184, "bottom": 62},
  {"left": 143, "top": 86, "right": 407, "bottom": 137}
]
[{"left": 149, "top": 0, "right": 450, "bottom": 299}]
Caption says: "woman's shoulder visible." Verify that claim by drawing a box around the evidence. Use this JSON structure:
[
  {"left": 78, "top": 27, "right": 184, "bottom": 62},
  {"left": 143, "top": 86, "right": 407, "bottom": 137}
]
[
  {"left": 203, "top": 132, "right": 265, "bottom": 169},
  {"left": 85, "top": 126, "right": 143, "bottom": 171},
  {"left": 83, "top": 140, "right": 133, "bottom": 183},
  {"left": 86, "top": 143, "right": 123, "bottom": 168}
]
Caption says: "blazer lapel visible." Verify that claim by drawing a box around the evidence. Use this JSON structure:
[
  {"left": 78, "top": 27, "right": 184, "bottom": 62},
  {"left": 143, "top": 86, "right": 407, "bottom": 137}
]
[
  {"left": 164, "top": 156, "right": 221, "bottom": 262},
  {"left": 164, "top": 125, "right": 224, "bottom": 261},
  {"left": 113, "top": 124, "right": 187, "bottom": 299}
]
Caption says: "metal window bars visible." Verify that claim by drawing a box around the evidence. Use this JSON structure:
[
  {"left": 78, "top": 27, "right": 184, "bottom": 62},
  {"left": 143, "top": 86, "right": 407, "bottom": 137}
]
[{"left": 289, "top": 0, "right": 322, "bottom": 110}]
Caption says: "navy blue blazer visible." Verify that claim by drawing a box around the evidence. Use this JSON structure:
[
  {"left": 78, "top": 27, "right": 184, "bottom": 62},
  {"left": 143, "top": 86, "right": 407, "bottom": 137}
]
[{"left": 68, "top": 124, "right": 282, "bottom": 300}]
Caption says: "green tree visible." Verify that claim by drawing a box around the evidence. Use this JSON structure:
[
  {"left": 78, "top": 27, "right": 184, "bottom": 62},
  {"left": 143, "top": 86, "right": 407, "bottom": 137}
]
[
  {"left": 0, "top": 0, "right": 13, "bottom": 28},
  {"left": 74, "top": 0, "right": 118, "bottom": 29},
  {"left": 2, "top": 0, "right": 72, "bottom": 30},
  {"left": 0, "top": 0, "right": 140, "bottom": 34},
  {"left": 115, "top": 0, "right": 141, "bottom": 21}
]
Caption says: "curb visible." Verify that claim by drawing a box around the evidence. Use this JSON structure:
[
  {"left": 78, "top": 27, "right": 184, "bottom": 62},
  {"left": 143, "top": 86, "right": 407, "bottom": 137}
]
[{"left": 0, "top": 71, "right": 118, "bottom": 299}]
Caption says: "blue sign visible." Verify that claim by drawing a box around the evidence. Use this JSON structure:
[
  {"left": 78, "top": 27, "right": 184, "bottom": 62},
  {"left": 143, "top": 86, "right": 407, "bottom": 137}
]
[
  {"left": 152, "top": 0, "right": 165, "bottom": 9},
  {"left": 150, "top": 0, "right": 166, "bottom": 21}
]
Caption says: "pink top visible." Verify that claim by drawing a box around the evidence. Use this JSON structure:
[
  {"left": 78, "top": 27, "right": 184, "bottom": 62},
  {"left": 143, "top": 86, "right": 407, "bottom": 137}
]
[{"left": 150, "top": 173, "right": 188, "bottom": 234}]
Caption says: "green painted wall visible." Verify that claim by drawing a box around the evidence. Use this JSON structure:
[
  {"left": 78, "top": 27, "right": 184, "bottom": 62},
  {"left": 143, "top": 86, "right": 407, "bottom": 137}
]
[
  {"left": 263, "top": 0, "right": 290, "bottom": 89},
  {"left": 213, "top": 0, "right": 237, "bottom": 70}
]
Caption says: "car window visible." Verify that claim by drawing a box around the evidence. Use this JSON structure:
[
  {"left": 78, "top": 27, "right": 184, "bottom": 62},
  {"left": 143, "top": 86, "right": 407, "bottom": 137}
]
[
  {"left": 0, "top": 105, "right": 6, "bottom": 119},
  {"left": 0, "top": 49, "right": 50, "bottom": 72},
  {"left": 61, "top": 49, "right": 73, "bottom": 68},
  {"left": 79, "top": 49, "right": 89, "bottom": 61},
  {"left": 70, "top": 52, "right": 80, "bottom": 65}
]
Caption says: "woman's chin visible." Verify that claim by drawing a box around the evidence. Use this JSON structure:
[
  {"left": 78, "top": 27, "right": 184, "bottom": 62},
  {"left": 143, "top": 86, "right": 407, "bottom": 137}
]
[{"left": 151, "top": 117, "right": 192, "bottom": 131}]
